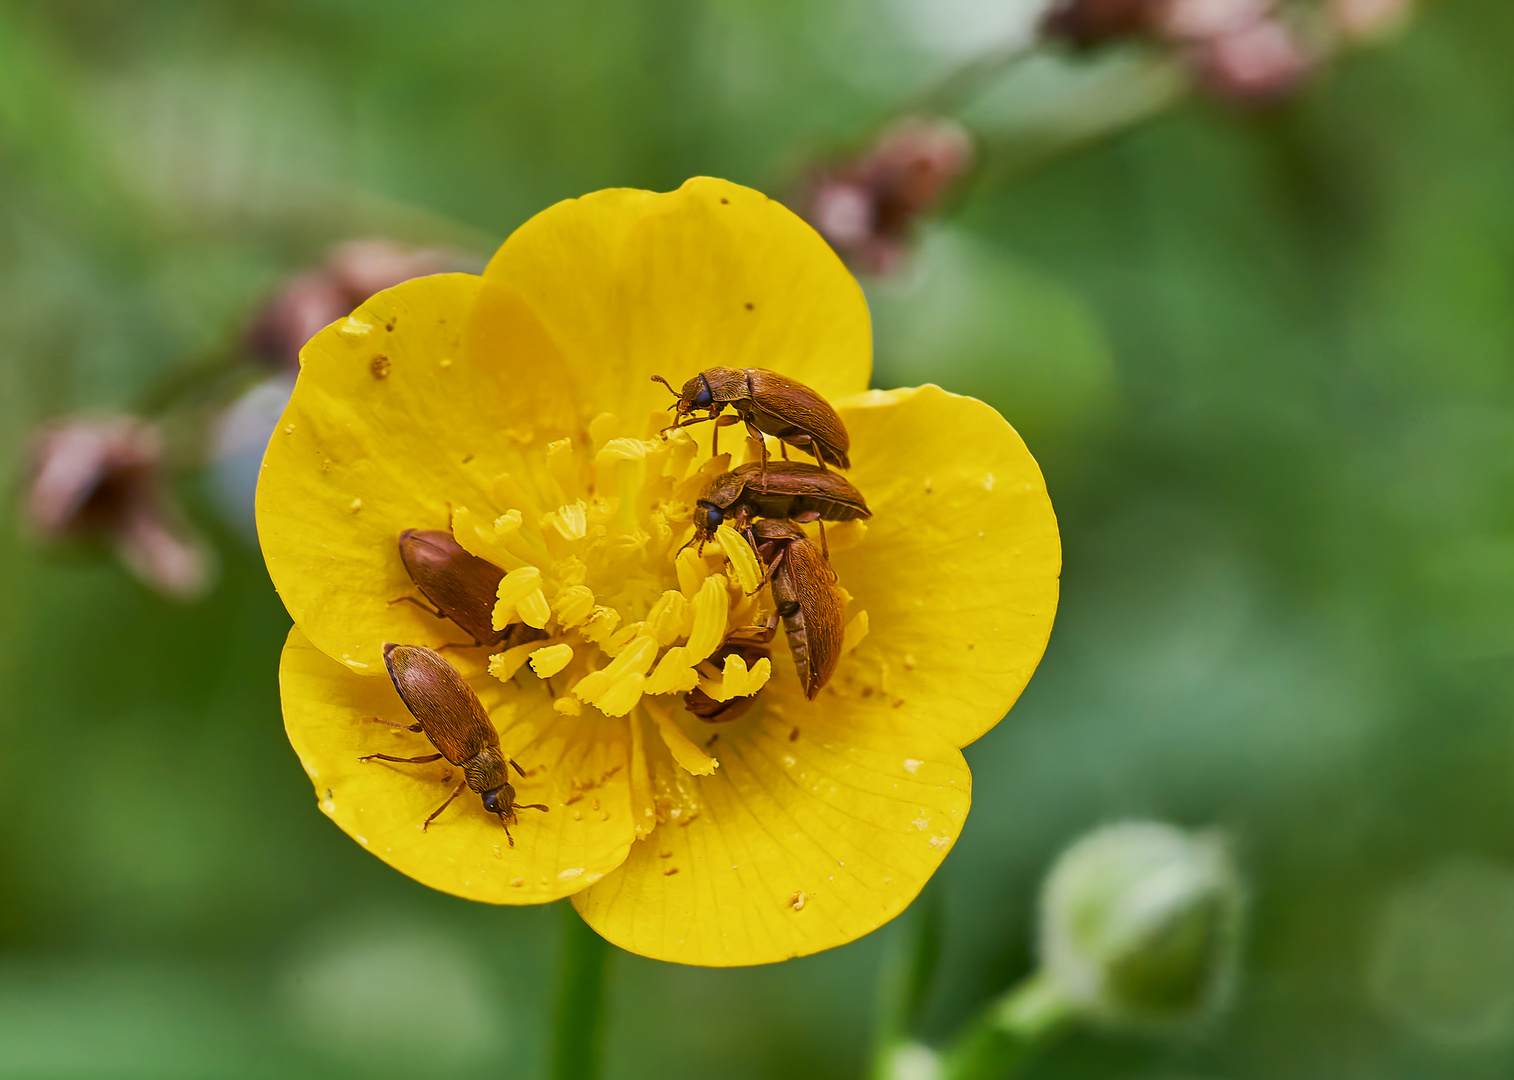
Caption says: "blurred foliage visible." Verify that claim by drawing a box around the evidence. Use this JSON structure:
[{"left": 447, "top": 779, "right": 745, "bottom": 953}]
[{"left": 4, "top": 0, "right": 1514, "bottom": 1077}]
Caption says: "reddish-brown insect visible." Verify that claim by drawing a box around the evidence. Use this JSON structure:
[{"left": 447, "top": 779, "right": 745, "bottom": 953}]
[
  {"left": 691, "top": 461, "right": 871, "bottom": 554},
  {"left": 395, "top": 529, "right": 548, "bottom": 650},
  {"left": 683, "top": 639, "right": 772, "bottom": 723},
  {"left": 362, "top": 642, "right": 547, "bottom": 843},
  {"left": 651, "top": 367, "right": 851, "bottom": 469},
  {"left": 734, "top": 519, "right": 846, "bottom": 700}
]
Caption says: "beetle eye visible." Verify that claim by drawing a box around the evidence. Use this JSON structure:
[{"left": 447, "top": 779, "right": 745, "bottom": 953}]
[
  {"left": 705, "top": 507, "right": 723, "bottom": 532},
  {"left": 481, "top": 786, "right": 512, "bottom": 813},
  {"left": 693, "top": 387, "right": 713, "bottom": 408}
]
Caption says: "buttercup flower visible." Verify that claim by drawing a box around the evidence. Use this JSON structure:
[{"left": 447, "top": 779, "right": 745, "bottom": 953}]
[{"left": 258, "top": 177, "right": 1059, "bottom": 966}]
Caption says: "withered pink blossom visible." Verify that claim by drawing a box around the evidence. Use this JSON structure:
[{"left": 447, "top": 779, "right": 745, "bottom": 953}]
[
  {"left": 800, "top": 118, "right": 974, "bottom": 275},
  {"left": 27, "top": 416, "right": 212, "bottom": 600}
]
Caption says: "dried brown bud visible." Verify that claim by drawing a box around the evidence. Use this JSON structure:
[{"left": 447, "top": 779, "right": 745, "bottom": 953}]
[
  {"left": 801, "top": 118, "right": 974, "bottom": 275},
  {"left": 27, "top": 417, "right": 212, "bottom": 600},
  {"left": 247, "top": 241, "right": 463, "bottom": 372},
  {"left": 1041, "top": 0, "right": 1157, "bottom": 48}
]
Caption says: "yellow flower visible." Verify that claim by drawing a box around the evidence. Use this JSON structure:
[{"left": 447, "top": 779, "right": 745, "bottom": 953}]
[{"left": 258, "top": 177, "right": 1060, "bottom": 966}]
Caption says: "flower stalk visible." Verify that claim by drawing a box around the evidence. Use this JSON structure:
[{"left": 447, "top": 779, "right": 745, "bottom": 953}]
[
  {"left": 937, "top": 972, "right": 1075, "bottom": 1080},
  {"left": 550, "top": 904, "right": 614, "bottom": 1080}
]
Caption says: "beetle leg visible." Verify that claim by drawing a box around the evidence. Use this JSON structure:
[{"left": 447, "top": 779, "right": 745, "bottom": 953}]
[
  {"left": 498, "top": 814, "right": 515, "bottom": 846},
  {"left": 360, "top": 752, "right": 446, "bottom": 764},
  {"left": 741, "top": 420, "right": 770, "bottom": 479},
  {"left": 388, "top": 594, "right": 448, "bottom": 621},
  {"left": 509, "top": 757, "right": 528, "bottom": 778},
  {"left": 436, "top": 640, "right": 482, "bottom": 652},
  {"left": 788, "top": 432, "right": 828, "bottom": 471},
  {"left": 422, "top": 778, "right": 469, "bottom": 831},
  {"left": 724, "top": 610, "right": 781, "bottom": 645},
  {"left": 749, "top": 542, "right": 788, "bottom": 594},
  {"left": 362, "top": 715, "right": 425, "bottom": 733}
]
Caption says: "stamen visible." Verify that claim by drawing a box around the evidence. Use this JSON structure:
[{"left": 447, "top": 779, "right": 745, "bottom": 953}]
[
  {"left": 447, "top": 406, "right": 866, "bottom": 726},
  {"left": 493, "top": 566, "right": 550, "bottom": 630},
  {"left": 696, "top": 652, "right": 772, "bottom": 702},
  {"left": 529, "top": 643, "right": 574, "bottom": 678},
  {"left": 573, "top": 635, "right": 659, "bottom": 716}
]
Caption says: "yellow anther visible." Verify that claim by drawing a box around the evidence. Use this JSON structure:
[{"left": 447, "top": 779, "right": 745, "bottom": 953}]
[
  {"left": 646, "top": 590, "right": 691, "bottom": 647},
  {"left": 604, "top": 622, "right": 647, "bottom": 657},
  {"left": 594, "top": 437, "right": 652, "bottom": 464},
  {"left": 493, "top": 566, "right": 544, "bottom": 631},
  {"left": 696, "top": 652, "right": 772, "bottom": 702},
  {"left": 518, "top": 588, "right": 551, "bottom": 629},
  {"left": 675, "top": 546, "right": 708, "bottom": 597},
  {"left": 580, "top": 606, "right": 622, "bottom": 644},
  {"left": 684, "top": 574, "right": 730, "bottom": 664},
  {"left": 554, "top": 585, "right": 596, "bottom": 628},
  {"left": 487, "top": 641, "right": 540, "bottom": 683},
  {"left": 573, "top": 635, "right": 658, "bottom": 717},
  {"left": 494, "top": 508, "right": 523, "bottom": 536},
  {"left": 549, "top": 500, "right": 588, "bottom": 541},
  {"left": 529, "top": 643, "right": 574, "bottom": 678},
  {"left": 450, "top": 505, "right": 526, "bottom": 572},
  {"left": 841, "top": 610, "right": 870, "bottom": 655},
  {"left": 715, "top": 524, "right": 762, "bottom": 595},
  {"left": 553, "top": 696, "right": 583, "bottom": 716},
  {"left": 643, "top": 650, "right": 701, "bottom": 695}
]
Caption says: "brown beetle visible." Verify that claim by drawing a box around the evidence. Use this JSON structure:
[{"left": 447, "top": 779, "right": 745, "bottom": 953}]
[
  {"left": 683, "top": 640, "right": 772, "bottom": 723},
  {"left": 691, "top": 461, "right": 871, "bottom": 554},
  {"left": 394, "top": 528, "right": 549, "bottom": 650},
  {"left": 651, "top": 367, "right": 851, "bottom": 469},
  {"left": 735, "top": 520, "right": 845, "bottom": 700},
  {"left": 362, "top": 642, "right": 547, "bottom": 843}
]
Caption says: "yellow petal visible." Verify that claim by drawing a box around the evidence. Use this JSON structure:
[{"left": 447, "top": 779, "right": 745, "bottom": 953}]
[
  {"left": 280, "top": 627, "right": 634, "bottom": 904},
  {"left": 830, "top": 385, "right": 1061, "bottom": 748},
  {"left": 572, "top": 700, "right": 970, "bottom": 965},
  {"left": 479, "top": 178, "right": 871, "bottom": 432},
  {"left": 257, "top": 273, "right": 565, "bottom": 673}
]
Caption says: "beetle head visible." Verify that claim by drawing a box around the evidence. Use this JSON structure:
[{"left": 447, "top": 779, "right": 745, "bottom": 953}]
[{"left": 481, "top": 783, "right": 517, "bottom": 821}]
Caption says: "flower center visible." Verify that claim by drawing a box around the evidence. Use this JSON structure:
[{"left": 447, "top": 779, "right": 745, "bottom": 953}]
[{"left": 447, "top": 413, "right": 862, "bottom": 724}]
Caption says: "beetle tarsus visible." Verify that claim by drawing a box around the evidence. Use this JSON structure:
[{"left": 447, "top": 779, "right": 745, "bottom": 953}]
[{"left": 423, "top": 778, "right": 469, "bottom": 831}]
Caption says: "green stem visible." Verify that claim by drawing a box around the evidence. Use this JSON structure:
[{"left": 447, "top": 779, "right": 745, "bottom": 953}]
[
  {"left": 549, "top": 903, "right": 613, "bottom": 1080},
  {"left": 868, "top": 891, "right": 943, "bottom": 1080},
  {"left": 937, "top": 971, "right": 1075, "bottom": 1080}
]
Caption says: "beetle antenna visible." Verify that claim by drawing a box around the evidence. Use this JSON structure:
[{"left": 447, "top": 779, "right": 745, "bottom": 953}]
[{"left": 650, "top": 374, "right": 679, "bottom": 398}]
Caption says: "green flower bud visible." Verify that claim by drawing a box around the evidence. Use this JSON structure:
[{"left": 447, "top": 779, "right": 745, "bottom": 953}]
[{"left": 1038, "top": 821, "right": 1243, "bottom": 1031}]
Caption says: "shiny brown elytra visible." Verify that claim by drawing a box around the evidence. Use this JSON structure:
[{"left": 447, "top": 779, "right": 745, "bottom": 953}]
[
  {"left": 733, "top": 519, "right": 845, "bottom": 700},
  {"left": 395, "top": 528, "right": 548, "bottom": 650},
  {"left": 691, "top": 461, "right": 871, "bottom": 554},
  {"left": 651, "top": 367, "right": 851, "bottom": 469},
  {"left": 362, "top": 642, "right": 547, "bottom": 843}
]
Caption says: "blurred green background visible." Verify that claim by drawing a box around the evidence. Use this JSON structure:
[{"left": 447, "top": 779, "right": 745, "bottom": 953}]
[{"left": 3, "top": 0, "right": 1513, "bottom": 1076}]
